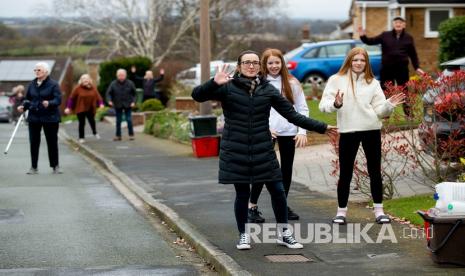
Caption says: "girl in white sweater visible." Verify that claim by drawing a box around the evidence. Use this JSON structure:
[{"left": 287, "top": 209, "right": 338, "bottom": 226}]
[
  {"left": 319, "top": 47, "right": 405, "bottom": 224},
  {"left": 248, "top": 48, "right": 310, "bottom": 223}
]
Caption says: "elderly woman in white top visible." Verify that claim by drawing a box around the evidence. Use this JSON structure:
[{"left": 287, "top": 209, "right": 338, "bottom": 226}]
[
  {"left": 248, "top": 48, "right": 310, "bottom": 223},
  {"left": 319, "top": 47, "right": 405, "bottom": 225}
]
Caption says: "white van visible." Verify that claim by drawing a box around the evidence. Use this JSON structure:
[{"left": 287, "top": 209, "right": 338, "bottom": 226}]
[{"left": 176, "top": 60, "right": 236, "bottom": 88}]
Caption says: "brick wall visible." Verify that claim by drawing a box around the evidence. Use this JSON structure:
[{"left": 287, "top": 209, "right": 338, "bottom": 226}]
[{"left": 352, "top": 7, "right": 389, "bottom": 39}]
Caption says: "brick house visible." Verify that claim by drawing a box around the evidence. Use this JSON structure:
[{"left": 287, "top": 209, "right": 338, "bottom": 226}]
[
  {"left": 351, "top": 0, "right": 465, "bottom": 72},
  {"left": 0, "top": 57, "right": 74, "bottom": 112}
]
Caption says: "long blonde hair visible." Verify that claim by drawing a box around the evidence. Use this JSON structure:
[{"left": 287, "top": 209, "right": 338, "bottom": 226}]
[{"left": 337, "top": 47, "right": 375, "bottom": 94}]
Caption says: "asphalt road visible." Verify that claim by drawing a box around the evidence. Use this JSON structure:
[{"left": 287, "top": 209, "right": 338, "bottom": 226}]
[{"left": 0, "top": 122, "right": 205, "bottom": 275}]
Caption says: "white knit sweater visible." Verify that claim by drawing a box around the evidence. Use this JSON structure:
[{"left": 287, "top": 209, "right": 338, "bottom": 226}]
[
  {"left": 319, "top": 72, "right": 394, "bottom": 133},
  {"left": 268, "top": 75, "right": 309, "bottom": 136}
]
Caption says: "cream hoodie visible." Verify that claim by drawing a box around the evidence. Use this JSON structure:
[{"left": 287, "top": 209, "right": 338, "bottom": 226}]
[
  {"left": 268, "top": 75, "right": 309, "bottom": 136},
  {"left": 319, "top": 72, "right": 394, "bottom": 133}
]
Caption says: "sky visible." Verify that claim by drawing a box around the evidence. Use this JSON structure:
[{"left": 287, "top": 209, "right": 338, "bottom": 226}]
[{"left": 0, "top": 0, "right": 353, "bottom": 20}]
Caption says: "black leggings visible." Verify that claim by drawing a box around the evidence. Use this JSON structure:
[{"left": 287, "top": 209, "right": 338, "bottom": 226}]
[
  {"left": 234, "top": 182, "right": 288, "bottom": 234},
  {"left": 250, "top": 136, "right": 296, "bottom": 204},
  {"left": 77, "top": 111, "right": 97, "bottom": 139},
  {"left": 28, "top": 122, "right": 59, "bottom": 169},
  {"left": 337, "top": 130, "right": 383, "bottom": 208}
]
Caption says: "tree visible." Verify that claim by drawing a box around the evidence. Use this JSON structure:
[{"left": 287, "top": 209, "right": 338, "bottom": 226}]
[
  {"left": 439, "top": 16, "right": 465, "bottom": 63},
  {"left": 53, "top": 0, "right": 200, "bottom": 67}
]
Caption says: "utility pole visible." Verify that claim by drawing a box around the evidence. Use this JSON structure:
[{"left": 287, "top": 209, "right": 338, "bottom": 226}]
[{"left": 199, "top": 0, "right": 212, "bottom": 115}]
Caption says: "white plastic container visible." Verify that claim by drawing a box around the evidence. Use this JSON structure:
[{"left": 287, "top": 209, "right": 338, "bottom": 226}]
[{"left": 435, "top": 182, "right": 465, "bottom": 212}]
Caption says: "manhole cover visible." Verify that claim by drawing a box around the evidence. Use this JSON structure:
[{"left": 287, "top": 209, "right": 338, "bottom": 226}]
[
  {"left": 367, "top": 253, "right": 399, "bottom": 259},
  {"left": 0, "top": 209, "right": 24, "bottom": 223},
  {"left": 265, "top": 254, "right": 313, "bottom": 263}
]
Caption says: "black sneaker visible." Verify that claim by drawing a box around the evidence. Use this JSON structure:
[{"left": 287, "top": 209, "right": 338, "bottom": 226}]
[
  {"left": 236, "top": 233, "right": 251, "bottom": 250},
  {"left": 277, "top": 229, "right": 303, "bottom": 249},
  {"left": 288, "top": 207, "right": 300, "bottom": 220},
  {"left": 248, "top": 206, "right": 265, "bottom": 223}
]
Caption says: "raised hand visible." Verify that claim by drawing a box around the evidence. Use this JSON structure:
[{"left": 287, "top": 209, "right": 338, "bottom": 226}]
[
  {"left": 357, "top": 26, "right": 366, "bottom": 36},
  {"left": 294, "top": 134, "right": 308, "bottom": 148},
  {"left": 334, "top": 89, "right": 344, "bottom": 108},
  {"left": 325, "top": 125, "right": 338, "bottom": 137},
  {"left": 214, "top": 64, "right": 232, "bottom": 85},
  {"left": 387, "top": 93, "right": 405, "bottom": 106}
]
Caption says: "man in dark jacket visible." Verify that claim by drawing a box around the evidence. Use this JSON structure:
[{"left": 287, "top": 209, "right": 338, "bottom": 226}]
[
  {"left": 18, "top": 62, "right": 62, "bottom": 174},
  {"left": 106, "top": 69, "right": 136, "bottom": 141},
  {"left": 130, "top": 66, "right": 165, "bottom": 102},
  {"left": 358, "top": 16, "right": 424, "bottom": 116}
]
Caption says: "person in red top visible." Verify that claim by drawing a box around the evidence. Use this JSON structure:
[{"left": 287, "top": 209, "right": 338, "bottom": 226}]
[{"left": 65, "top": 74, "right": 104, "bottom": 143}]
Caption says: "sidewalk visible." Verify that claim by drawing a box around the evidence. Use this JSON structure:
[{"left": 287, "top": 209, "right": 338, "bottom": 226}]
[{"left": 62, "top": 121, "right": 460, "bottom": 275}]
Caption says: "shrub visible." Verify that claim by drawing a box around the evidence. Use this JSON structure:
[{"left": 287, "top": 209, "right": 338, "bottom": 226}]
[
  {"left": 140, "top": 98, "right": 164, "bottom": 112},
  {"left": 439, "top": 16, "right": 465, "bottom": 63},
  {"left": 144, "top": 110, "right": 190, "bottom": 143},
  {"left": 95, "top": 106, "right": 109, "bottom": 122}
]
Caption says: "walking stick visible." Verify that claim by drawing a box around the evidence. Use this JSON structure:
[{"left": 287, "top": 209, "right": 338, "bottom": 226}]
[{"left": 4, "top": 113, "right": 24, "bottom": 155}]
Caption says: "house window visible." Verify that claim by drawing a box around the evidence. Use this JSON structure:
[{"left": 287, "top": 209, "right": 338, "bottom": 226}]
[{"left": 425, "top": 8, "right": 453, "bottom": 38}]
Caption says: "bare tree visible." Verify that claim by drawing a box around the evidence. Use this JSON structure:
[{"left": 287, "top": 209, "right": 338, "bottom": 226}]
[{"left": 53, "top": 0, "right": 200, "bottom": 66}]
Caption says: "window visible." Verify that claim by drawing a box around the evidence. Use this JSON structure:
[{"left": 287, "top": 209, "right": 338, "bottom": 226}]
[
  {"left": 302, "top": 48, "right": 318, "bottom": 59},
  {"left": 425, "top": 8, "right": 452, "bottom": 38},
  {"left": 324, "top": 44, "right": 351, "bottom": 58}
]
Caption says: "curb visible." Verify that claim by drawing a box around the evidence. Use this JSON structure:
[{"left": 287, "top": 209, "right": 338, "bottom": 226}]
[{"left": 59, "top": 130, "right": 251, "bottom": 276}]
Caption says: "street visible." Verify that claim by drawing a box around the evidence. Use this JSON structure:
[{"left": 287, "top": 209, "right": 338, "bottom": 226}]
[{"left": 0, "top": 122, "right": 213, "bottom": 275}]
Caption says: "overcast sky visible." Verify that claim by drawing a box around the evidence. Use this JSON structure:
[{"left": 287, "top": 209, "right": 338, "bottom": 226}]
[{"left": 0, "top": 0, "right": 353, "bottom": 20}]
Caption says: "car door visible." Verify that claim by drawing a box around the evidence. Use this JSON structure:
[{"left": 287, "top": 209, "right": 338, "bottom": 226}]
[{"left": 317, "top": 43, "right": 352, "bottom": 77}]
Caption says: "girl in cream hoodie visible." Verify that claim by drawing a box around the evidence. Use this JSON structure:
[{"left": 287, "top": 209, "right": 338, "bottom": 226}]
[{"left": 319, "top": 47, "right": 405, "bottom": 224}]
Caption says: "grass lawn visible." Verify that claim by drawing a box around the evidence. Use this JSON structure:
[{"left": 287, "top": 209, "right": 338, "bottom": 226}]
[
  {"left": 383, "top": 194, "right": 436, "bottom": 226},
  {"left": 307, "top": 99, "right": 421, "bottom": 128},
  {"left": 0, "top": 45, "right": 93, "bottom": 57}
]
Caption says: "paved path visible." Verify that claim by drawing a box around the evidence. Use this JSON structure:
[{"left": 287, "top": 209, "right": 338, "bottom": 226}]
[{"left": 0, "top": 122, "right": 200, "bottom": 275}]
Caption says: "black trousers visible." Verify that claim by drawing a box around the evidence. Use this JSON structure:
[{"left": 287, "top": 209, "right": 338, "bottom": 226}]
[
  {"left": 250, "top": 136, "right": 295, "bottom": 204},
  {"left": 380, "top": 64, "right": 411, "bottom": 116},
  {"left": 77, "top": 111, "right": 97, "bottom": 139},
  {"left": 28, "top": 122, "right": 59, "bottom": 169},
  {"left": 337, "top": 130, "right": 383, "bottom": 208},
  {"left": 234, "top": 182, "right": 288, "bottom": 234}
]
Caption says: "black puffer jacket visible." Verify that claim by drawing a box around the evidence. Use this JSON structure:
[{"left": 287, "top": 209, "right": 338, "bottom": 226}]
[
  {"left": 192, "top": 77, "right": 327, "bottom": 185},
  {"left": 23, "top": 77, "right": 62, "bottom": 123},
  {"left": 105, "top": 79, "right": 136, "bottom": 109}
]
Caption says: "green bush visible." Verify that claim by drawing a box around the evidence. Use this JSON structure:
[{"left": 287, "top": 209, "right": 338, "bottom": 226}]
[
  {"left": 140, "top": 98, "right": 164, "bottom": 112},
  {"left": 144, "top": 110, "right": 190, "bottom": 143},
  {"left": 439, "top": 16, "right": 465, "bottom": 63},
  {"left": 95, "top": 106, "right": 109, "bottom": 122},
  {"left": 98, "top": 56, "right": 152, "bottom": 101}
]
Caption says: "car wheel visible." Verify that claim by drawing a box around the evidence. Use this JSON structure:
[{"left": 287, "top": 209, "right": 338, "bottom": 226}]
[{"left": 303, "top": 73, "right": 326, "bottom": 91}]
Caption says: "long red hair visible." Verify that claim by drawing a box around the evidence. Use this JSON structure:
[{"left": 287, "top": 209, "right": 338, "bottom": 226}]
[
  {"left": 338, "top": 47, "right": 375, "bottom": 94},
  {"left": 261, "top": 48, "right": 296, "bottom": 104}
]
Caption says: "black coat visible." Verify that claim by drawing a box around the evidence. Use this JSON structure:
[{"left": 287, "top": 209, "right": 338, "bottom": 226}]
[
  {"left": 105, "top": 79, "right": 136, "bottom": 109},
  {"left": 192, "top": 78, "right": 327, "bottom": 185},
  {"left": 360, "top": 29, "right": 420, "bottom": 69},
  {"left": 24, "top": 77, "right": 62, "bottom": 123}
]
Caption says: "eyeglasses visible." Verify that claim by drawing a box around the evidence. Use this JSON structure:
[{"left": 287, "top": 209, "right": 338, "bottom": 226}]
[
  {"left": 241, "top": 60, "right": 260, "bottom": 66},
  {"left": 33, "top": 69, "right": 42, "bottom": 72}
]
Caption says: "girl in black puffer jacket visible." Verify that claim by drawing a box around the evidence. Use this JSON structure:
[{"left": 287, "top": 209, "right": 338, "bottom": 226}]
[{"left": 192, "top": 50, "right": 337, "bottom": 250}]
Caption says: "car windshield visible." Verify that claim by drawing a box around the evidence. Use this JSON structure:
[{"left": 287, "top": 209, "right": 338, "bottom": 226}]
[{"left": 284, "top": 46, "right": 305, "bottom": 61}]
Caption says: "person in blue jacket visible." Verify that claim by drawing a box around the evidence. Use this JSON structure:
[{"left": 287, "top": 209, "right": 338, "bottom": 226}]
[{"left": 18, "top": 62, "right": 62, "bottom": 175}]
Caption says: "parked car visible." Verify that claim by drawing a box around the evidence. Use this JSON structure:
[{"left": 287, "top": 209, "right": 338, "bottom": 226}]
[
  {"left": 418, "top": 56, "right": 465, "bottom": 160},
  {"left": 0, "top": 96, "right": 13, "bottom": 123},
  {"left": 285, "top": 39, "right": 382, "bottom": 90},
  {"left": 176, "top": 60, "right": 236, "bottom": 89}
]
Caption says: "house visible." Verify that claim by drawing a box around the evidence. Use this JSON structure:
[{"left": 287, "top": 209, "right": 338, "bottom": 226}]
[
  {"left": 351, "top": 0, "right": 465, "bottom": 72},
  {"left": 0, "top": 57, "right": 73, "bottom": 111}
]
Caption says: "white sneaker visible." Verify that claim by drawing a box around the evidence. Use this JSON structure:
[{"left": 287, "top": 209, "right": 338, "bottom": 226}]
[
  {"left": 236, "top": 233, "right": 251, "bottom": 250},
  {"left": 94, "top": 134, "right": 101, "bottom": 139},
  {"left": 277, "top": 229, "right": 303, "bottom": 249},
  {"left": 78, "top": 138, "right": 85, "bottom": 143}
]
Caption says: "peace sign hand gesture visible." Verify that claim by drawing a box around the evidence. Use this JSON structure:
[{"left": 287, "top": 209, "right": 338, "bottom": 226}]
[
  {"left": 333, "top": 89, "right": 344, "bottom": 109},
  {"left": 214, "top": 64, "right": 232, "bottom": 85}
]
